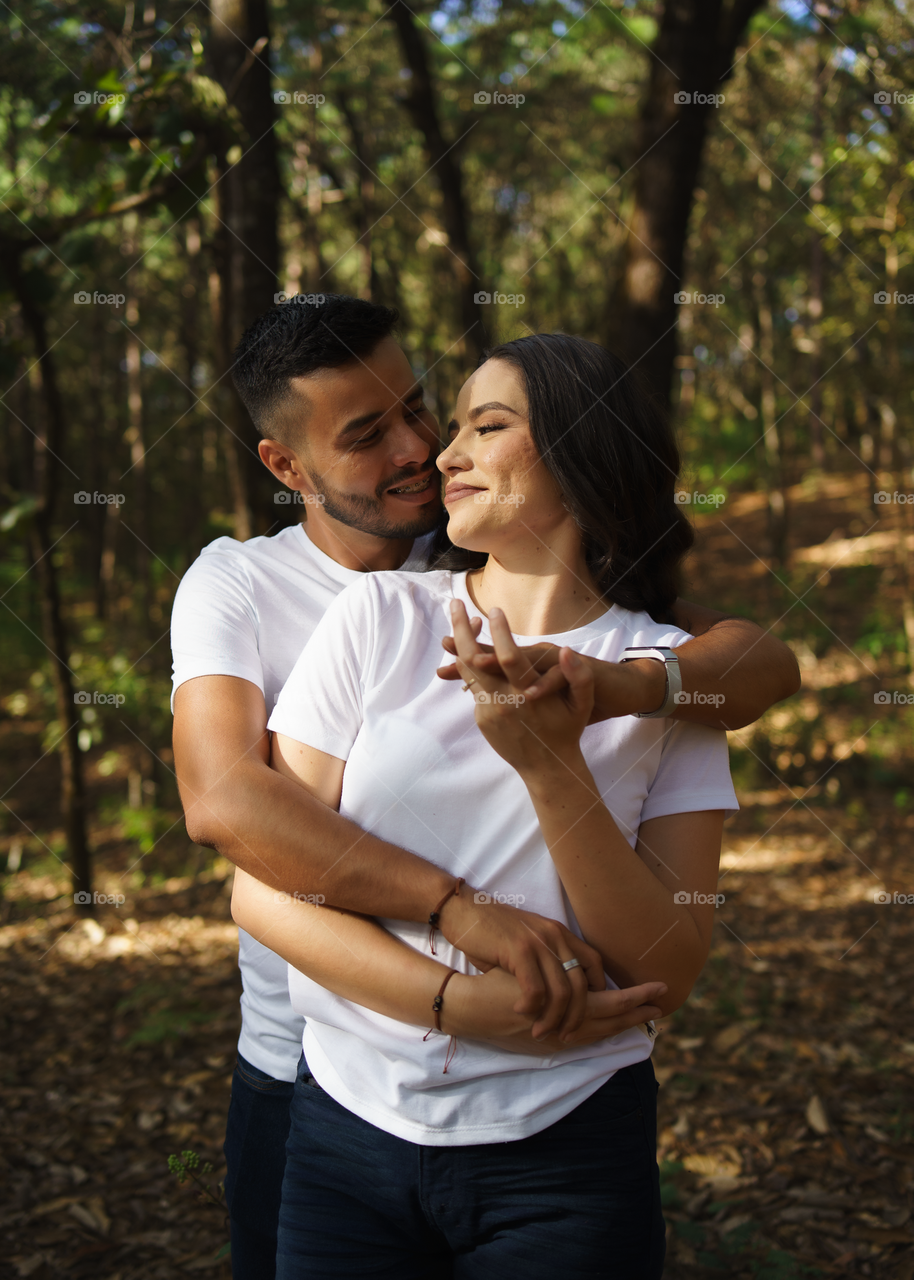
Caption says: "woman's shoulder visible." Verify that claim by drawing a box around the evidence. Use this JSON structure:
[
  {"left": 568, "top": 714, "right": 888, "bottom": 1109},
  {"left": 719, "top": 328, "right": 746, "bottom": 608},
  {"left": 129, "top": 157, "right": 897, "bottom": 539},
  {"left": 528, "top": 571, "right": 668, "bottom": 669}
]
[{"left": 595, "top": 605, "right": 692, "bottom": 658}]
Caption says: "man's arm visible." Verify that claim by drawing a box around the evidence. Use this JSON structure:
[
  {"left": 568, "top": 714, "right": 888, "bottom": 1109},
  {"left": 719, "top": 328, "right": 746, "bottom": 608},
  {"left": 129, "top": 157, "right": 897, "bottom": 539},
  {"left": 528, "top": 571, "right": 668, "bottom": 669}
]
[
  {"left": 438, "top": 598, "right": 800, "bottom": 730},
  {"left": 173, "top": 674, "right": 606, "bottom": 1033}
]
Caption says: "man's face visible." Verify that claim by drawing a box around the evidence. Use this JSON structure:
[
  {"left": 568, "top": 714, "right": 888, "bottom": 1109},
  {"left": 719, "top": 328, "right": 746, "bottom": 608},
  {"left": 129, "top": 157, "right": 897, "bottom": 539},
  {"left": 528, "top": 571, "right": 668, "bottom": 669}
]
[{"left": 279, "top": 338, "right": 442, "bottom": 540}]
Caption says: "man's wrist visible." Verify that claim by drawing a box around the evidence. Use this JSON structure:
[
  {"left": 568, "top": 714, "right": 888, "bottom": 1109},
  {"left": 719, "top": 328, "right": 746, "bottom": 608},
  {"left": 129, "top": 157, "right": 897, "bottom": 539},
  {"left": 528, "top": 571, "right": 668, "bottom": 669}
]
[{"left": 614, "top": 656, "right": 667, "bottom": 716}]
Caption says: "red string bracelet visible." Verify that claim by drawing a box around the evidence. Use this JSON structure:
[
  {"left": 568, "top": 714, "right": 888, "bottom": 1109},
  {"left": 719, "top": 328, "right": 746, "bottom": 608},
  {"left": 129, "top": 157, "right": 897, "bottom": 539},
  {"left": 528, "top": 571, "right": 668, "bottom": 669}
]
[
  {"left": 427, "top": 877, "right": 464, "bottom": 955},
  {"left": 423, "top": 967, "right": 459, "bottom": 1073}
]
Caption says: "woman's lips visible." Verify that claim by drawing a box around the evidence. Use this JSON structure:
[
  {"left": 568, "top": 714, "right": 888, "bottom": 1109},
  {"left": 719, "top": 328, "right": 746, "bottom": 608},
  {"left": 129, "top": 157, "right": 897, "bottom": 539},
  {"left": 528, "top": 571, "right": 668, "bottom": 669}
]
[{"left": 444, "top": 485, "right": 484, "bottom": 505}]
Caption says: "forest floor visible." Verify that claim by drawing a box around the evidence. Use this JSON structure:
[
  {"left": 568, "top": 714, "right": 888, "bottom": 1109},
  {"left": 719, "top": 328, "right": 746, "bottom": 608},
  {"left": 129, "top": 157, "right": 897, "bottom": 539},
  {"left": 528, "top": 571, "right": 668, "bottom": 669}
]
[{"left": 1, "top": 471, "right": 913, "bottom": 1280}]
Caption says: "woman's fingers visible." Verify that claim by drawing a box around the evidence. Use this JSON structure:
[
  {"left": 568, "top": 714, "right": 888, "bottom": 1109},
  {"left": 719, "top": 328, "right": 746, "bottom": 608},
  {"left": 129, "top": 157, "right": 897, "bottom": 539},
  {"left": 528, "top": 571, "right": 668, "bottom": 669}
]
[
  {"left": 449, "top": 600, "right": 485, "bottom": 669},
  {"left": 560, "top": 983, "right": 667, "bottom": 1045},
  {"left": 488, "top": 608, "right": 538, "bottom": 690},
  {"left": 558, "top": 647, "right": 595, "bottom": 717}
]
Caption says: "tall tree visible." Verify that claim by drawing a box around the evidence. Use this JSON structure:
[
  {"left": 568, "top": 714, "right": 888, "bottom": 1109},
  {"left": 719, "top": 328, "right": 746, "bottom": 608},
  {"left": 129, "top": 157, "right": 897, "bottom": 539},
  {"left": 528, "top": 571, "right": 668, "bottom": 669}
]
[{"left": 609, "top": 0, "right": 766, "bottom": 407}]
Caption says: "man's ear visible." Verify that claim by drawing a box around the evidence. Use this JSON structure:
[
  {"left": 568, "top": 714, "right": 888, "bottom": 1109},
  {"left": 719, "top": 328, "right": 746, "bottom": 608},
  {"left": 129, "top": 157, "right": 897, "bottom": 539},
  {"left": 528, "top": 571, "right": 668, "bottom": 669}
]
[{"left": 258, "top": 438, "right": 314, "bottom": 498}]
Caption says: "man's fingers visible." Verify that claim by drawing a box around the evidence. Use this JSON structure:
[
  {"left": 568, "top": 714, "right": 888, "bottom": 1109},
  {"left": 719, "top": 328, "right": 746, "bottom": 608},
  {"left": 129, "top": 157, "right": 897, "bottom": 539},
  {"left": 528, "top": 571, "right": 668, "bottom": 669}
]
[
  {"left": 524, "top": 664, "right": 571, "bottom": 701},
  {"left": 558, "top": 648, "right": 595, "bottom": 717},
  {"left": 509, "top": 954, "right": 547, "bottom": 1017},
  {"left": 562, "top": 1004, "right": 663, "bottom": 1045}
]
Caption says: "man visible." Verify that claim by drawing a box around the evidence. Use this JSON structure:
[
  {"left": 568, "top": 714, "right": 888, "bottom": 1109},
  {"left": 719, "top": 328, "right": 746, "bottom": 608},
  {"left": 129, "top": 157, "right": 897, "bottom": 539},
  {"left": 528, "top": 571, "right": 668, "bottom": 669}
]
[{"left": 171, "top": 294, "right": 799, "bottom": 1278}]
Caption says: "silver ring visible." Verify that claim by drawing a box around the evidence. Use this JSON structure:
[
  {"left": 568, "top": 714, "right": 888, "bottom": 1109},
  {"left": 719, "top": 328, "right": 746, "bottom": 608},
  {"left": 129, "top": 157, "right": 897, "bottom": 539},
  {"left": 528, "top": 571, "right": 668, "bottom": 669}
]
[{"left": 562, "top": 958, "right": 582, "bottom": 973}]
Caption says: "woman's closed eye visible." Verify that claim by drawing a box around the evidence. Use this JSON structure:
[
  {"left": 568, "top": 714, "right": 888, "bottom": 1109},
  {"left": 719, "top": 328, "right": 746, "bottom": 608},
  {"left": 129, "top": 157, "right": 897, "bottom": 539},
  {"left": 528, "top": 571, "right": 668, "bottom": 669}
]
[{"left": 476, "top": 421, "right": 510, "bottom": 435}]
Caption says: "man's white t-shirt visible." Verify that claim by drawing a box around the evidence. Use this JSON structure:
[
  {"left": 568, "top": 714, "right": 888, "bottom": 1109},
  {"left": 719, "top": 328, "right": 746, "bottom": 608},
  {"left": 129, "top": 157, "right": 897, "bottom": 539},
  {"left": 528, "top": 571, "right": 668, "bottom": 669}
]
[
  {"left": 268, "top": 569, "right": 738, "bottom": 1144},
  {"left": 170, "top": 523, "right": 434, "bottom": 1082}
]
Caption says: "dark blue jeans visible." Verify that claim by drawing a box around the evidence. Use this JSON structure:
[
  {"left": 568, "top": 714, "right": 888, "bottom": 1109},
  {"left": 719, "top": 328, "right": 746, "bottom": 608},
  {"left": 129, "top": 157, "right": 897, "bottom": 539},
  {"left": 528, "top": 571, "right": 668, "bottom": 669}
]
[
  {"left": 277, "top": 1056, "right": 665, "bottom": 1279},
  {"left": 224, "top": 1053, "right": 296, "bottom": 1280}
]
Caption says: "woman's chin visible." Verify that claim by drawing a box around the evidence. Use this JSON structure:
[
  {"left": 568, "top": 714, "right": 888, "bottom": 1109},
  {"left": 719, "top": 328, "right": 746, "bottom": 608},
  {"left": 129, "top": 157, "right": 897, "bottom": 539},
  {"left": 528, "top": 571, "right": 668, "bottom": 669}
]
[{"left": 445, "top": 515, "right": 490, "bottom": 553}]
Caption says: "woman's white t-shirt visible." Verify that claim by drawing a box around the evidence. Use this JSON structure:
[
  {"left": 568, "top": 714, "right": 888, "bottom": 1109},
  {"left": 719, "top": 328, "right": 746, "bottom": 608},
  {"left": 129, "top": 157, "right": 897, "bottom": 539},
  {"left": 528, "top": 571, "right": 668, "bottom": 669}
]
[{"left": 268, "top": 569, "right": 737, "bottom": 1146}]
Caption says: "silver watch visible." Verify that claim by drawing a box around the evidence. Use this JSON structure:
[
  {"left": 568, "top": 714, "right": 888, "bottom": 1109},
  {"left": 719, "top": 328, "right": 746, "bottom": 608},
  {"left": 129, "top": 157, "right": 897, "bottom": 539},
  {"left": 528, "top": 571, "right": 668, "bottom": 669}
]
[{"left": 620, "top": 647, "right": 682, "bottom": 718}]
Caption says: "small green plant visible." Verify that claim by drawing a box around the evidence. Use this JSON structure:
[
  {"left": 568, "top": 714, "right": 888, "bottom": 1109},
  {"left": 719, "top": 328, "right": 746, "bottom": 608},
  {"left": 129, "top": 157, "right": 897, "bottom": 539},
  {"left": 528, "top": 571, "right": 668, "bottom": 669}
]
[{"left": 167, "top": 1149, "right": 230, "bottom": 1262}]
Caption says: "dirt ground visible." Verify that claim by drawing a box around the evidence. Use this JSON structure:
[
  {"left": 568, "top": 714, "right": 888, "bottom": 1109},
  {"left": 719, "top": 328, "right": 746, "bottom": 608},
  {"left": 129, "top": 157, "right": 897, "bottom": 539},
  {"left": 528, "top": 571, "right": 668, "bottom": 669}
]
[{"left": 2, "top": 472, "right": 913, "bottom": 1279}]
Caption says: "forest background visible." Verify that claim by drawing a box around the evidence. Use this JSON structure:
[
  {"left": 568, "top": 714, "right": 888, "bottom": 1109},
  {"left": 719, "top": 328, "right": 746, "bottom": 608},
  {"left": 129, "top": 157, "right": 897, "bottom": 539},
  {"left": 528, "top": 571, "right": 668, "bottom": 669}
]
[{"left": 1, "top": 1, "right": 913, "bottom": 1278}]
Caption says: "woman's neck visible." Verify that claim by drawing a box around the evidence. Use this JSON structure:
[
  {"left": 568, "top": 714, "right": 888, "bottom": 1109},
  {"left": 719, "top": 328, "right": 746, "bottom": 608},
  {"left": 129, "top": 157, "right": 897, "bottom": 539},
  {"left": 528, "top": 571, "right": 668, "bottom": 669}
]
[{"left": 467, "top": 539, "right": 610, "bottom": 636}]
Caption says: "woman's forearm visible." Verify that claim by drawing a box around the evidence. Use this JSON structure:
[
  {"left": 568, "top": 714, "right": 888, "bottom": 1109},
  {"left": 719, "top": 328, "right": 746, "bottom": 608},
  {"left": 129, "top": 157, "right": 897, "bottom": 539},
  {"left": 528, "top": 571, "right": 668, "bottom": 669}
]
[{"left": 522, "top": 758, "right": 708, "bottom": 1011}]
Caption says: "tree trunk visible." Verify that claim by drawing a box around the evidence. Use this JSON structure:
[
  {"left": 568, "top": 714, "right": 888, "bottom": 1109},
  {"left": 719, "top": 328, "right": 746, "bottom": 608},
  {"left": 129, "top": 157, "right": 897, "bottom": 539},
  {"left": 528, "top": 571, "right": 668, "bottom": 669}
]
[
  {"left": 123, "top": 211, "right": 151, "bottom": 613},
  {"left": 753, "top": 265, "right": 788, "bottom": 567},
  {"left": 389, "top": 0, "right": 487, "bottom": 363},
  {"left": 8, "top": 258, "right": 93, "bottom": 909},
  {"left": 609, "top": 0, "right": 766, "bottom": 407},
  {"left": 806, "top": 43, "right": 825, "bottom": 469},
  {"left": 209, "top": 0, "right": 281, "bottom": 531}
]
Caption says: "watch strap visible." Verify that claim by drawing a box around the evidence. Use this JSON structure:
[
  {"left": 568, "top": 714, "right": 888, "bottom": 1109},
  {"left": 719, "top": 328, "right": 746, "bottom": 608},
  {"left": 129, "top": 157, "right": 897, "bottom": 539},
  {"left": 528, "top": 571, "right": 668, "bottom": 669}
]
[{"left": 620, "top": 647, "right": 682, "bottom": 718}]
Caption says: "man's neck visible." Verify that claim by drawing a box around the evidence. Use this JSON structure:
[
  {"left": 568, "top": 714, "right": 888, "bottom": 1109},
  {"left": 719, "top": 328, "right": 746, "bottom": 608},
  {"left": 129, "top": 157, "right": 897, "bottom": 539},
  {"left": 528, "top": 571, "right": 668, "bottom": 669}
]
[{"left": 300, "top": 512, "right": 416, "bottom": 573}]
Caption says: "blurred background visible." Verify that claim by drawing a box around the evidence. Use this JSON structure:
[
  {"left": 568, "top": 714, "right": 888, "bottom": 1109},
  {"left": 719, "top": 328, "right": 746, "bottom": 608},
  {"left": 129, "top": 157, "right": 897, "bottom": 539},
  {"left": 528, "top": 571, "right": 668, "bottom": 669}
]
[{"left": 1, "top": 2, "right": 912, "bottom": 1277}]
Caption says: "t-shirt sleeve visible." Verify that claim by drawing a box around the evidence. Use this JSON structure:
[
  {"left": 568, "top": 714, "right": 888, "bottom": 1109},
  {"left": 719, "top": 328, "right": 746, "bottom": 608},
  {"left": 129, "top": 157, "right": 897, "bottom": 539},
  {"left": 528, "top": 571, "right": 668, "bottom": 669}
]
[
  {"left": 641, "top": 720, "right": 739, "bottom": 822},
  {"left": 267, "top": 578, "right": 374, "bottom": 762},
  {"left": 170, "top": 540, "right": 263, "bottom": 709}
]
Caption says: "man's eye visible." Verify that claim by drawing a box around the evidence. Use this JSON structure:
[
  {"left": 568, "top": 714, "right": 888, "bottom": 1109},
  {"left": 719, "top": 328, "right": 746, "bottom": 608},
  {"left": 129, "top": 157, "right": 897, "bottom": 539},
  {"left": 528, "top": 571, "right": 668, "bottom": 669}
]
[
  {"left": 353, "top": 429, "right": 381, "bottom": 447},
  {"left": 406, "top": 401, "right": 427, "bottom": 418}
]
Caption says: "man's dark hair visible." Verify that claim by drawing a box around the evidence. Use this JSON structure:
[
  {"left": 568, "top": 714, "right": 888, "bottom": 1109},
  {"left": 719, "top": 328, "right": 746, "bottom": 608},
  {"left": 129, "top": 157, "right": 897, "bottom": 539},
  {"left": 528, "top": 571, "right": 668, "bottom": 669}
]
[
  {"left": 431, "top": 333, "right": 694, "bottom": 623},
  {"left": 232, "top": 294, "right": 399, "bottom": 439}
]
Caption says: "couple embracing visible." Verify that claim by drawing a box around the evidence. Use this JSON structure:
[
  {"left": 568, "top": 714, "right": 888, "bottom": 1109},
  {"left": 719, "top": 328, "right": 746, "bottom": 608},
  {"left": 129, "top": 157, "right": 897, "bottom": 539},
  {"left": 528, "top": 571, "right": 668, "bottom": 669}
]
[{"left": 172, "top": 295, "right": 798, "bottom": 1279}]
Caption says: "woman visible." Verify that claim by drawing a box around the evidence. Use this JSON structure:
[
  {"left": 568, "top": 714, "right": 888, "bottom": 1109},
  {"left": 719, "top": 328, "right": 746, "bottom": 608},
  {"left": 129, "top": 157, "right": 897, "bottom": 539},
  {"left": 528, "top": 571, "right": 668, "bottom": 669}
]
[{"left": 233, "top": 334, "right": 737, "bottom": 1278}]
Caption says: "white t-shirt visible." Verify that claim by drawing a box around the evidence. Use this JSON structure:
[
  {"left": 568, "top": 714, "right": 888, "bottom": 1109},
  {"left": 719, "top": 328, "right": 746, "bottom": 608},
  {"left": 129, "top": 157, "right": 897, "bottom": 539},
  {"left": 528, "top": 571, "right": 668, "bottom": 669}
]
[
  {"left": 170, "top": 523, "right": 434, "bottom": 1082},
  {"left": 268, "top": 569, "right": 738, "bottom": 1144}
]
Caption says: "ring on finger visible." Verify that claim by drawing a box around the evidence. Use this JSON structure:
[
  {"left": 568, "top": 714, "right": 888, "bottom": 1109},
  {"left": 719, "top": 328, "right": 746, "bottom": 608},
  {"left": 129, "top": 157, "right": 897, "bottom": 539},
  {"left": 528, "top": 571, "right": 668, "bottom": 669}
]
[
  {"left": 562, "top": 957, "right": 582, "bottom": 973},
  {"left": 462, "top": 677, "right": 479, "bottom": 692}
]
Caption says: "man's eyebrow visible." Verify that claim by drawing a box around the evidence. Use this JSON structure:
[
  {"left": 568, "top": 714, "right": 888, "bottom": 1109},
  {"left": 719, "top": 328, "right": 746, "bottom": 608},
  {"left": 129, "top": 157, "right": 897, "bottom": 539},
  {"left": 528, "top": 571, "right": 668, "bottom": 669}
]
[{"left": 337, "top": 384, "right": 425, "bottom": 437}]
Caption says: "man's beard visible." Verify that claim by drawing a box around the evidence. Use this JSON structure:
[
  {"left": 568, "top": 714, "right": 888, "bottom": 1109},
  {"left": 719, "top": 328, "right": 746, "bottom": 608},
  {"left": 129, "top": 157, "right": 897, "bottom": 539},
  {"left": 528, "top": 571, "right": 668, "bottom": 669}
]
[{"left": 304, "top": 468, "right": 443, "bottom": 541}]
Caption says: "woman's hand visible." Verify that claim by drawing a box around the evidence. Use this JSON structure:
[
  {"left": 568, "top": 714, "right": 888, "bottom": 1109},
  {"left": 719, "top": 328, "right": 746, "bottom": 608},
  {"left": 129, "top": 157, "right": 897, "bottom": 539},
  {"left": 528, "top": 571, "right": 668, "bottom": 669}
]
[
  {"left": 448, "top": 599, "right": 594, "bottom": 777},
  {"left": 444, "top": 967, "right": 666, "bottom": 1056}
]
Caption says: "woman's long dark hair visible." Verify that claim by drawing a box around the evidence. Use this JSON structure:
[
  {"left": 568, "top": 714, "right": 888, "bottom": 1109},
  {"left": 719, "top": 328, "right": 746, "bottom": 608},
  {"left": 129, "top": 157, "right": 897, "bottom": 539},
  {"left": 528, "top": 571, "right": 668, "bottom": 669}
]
[{"left": 431, "top": 333, "right": 693, "bottom": 623}]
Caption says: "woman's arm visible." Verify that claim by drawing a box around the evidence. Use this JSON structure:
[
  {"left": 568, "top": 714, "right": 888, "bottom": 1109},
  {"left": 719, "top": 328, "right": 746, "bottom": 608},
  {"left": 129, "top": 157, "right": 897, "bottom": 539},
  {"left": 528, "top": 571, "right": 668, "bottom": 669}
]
[
  {"left": 450, "top": 602, "right": 724, "bottom": 1016},
  {"left": 231, "top": 867, "right": 666, "bottom": 1050}
]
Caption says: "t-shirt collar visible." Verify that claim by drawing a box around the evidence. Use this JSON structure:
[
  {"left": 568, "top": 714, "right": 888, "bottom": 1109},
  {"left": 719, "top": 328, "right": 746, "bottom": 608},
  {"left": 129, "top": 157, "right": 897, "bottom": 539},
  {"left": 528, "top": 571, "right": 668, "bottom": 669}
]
[{"left": 450, "top": 570, "right": 622, "bottom": 645}]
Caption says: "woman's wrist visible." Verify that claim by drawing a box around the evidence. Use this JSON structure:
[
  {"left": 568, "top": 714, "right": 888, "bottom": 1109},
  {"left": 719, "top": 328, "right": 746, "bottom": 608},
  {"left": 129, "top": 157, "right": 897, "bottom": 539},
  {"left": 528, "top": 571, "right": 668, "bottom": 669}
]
[{"left": 519, "top": 752, "right": 594, "bottom": 801}]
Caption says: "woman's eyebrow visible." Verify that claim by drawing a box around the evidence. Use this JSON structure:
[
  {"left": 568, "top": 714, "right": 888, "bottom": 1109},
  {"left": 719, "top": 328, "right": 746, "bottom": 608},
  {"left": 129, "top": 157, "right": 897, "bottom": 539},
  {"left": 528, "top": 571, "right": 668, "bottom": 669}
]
[{"left": 467, "top": 400, "right": 521, "bottom": 421}]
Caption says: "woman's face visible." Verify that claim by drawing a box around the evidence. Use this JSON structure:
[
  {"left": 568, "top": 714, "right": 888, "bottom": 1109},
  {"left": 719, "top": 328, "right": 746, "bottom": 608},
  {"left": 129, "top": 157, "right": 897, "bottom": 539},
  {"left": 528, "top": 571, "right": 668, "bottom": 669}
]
[{"left": 436, "top": 358, "right": 576, "bottom": 555}]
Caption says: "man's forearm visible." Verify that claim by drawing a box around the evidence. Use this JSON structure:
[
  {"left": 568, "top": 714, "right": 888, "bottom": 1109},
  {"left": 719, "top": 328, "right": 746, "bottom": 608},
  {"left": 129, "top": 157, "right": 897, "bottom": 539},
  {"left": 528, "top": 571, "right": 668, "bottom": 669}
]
[
  {"left": 185, "top": 757, "right": 455, "bottom": 921},
  {"left": 588, "top": 609, "right": 800, "bottom": 730}
]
